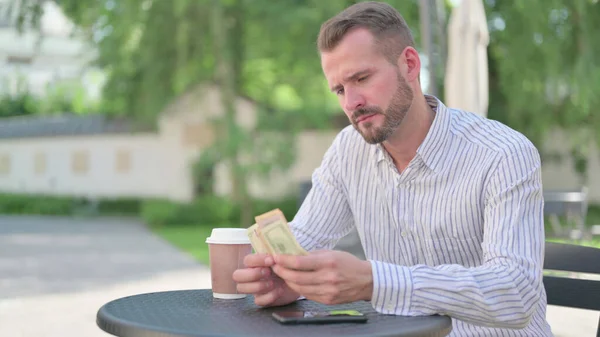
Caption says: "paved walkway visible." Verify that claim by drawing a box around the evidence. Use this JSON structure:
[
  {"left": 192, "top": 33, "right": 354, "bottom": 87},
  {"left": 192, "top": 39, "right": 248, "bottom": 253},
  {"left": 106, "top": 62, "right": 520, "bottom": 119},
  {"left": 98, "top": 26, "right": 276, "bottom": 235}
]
[
  {"left": 0, "top": 215, "right": 597, "bottom": 336},
  {"left": 0, "top": 215, "right": 211, "bottom": 336}
]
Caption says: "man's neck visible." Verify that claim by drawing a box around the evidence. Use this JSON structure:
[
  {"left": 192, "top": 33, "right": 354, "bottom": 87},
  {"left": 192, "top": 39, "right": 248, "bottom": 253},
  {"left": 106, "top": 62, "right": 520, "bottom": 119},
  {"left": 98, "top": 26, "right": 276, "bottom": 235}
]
[{"left": 382, "top": 97, "right": 435, "bottom": 173}]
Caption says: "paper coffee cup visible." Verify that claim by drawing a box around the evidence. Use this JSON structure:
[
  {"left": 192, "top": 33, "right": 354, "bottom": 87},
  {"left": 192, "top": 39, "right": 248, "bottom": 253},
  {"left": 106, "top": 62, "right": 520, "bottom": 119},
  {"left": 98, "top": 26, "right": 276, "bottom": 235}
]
[
  {"left": 206, "top": 228, "right": 252, "bottom": 299},
  {"left": 206, "top": 228, "right": 251, "bottom": 245}
]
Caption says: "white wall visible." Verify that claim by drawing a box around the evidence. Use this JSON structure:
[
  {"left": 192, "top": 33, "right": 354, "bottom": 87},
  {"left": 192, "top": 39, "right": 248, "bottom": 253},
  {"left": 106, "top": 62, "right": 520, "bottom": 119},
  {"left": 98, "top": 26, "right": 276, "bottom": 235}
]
[
  {"left": 235, "top": 128, "right": 600, "bottom": 205},
  {"left": 540, "top": 130, "right": 600, "bottom": 203},
  {"left": 0, "top": 84, "right": 263, "bottom": 203},
  {"left": 0, "top": 133, "right": 194, "bottom": 202},
  {"left": 215, "top": 130, "right": 339, "bottom": 199},
  {"left": 0, "top": 125, "right": 598, "bottom": 205}
]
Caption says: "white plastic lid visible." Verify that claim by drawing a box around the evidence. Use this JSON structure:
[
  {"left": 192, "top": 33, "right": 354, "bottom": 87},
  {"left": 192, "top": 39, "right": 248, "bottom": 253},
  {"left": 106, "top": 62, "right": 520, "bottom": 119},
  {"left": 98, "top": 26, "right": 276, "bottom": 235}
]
[{"left": 205, "top": 228, "right": 250, "bottom": 244}]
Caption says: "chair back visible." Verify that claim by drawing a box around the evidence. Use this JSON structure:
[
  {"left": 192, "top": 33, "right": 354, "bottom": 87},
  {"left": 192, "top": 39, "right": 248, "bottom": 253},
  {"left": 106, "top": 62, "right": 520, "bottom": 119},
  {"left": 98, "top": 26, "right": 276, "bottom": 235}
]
[
  {"left": 543, "top": 187, "right": 589, "bottom": 238},
  {"left": 543, "top": 242, "right": 600, "bottom": 336}
]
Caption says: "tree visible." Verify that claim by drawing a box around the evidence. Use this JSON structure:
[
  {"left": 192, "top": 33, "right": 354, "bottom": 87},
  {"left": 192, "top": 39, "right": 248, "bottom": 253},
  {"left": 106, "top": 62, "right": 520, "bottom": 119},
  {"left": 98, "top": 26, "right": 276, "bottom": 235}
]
[
  {"left": 8, "top": 0, "right": 345, "bottom": 225},
  {"left": 19, "top": 1, "right": 599, "bottom": 214},
  {"left": 210, "top": 0, "right": 253, "bottom": 225},
  {"left": 484, "top": 0, "right": 600, "bottom": 184}
]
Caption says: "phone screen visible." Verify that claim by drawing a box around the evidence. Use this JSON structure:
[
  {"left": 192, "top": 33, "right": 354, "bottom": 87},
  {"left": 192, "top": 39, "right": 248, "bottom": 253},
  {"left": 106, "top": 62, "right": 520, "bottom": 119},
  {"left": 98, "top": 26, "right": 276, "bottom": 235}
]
[{"left": 272, "top": 310, "right": 368, "bottom": 324}]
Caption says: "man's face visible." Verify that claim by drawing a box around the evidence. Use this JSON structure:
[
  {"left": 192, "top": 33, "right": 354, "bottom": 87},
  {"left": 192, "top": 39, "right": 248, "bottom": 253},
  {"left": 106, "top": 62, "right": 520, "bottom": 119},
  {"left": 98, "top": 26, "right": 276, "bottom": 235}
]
[{"left": 321, "top": 28, "right": 414, "bottom": 144}]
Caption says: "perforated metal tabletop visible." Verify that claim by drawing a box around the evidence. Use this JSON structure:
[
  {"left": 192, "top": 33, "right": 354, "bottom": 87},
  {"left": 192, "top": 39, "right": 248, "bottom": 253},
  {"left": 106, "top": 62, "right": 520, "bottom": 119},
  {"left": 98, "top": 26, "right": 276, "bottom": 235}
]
[{"left": 97, "top": 289, "right": 451, "bottom": 337}]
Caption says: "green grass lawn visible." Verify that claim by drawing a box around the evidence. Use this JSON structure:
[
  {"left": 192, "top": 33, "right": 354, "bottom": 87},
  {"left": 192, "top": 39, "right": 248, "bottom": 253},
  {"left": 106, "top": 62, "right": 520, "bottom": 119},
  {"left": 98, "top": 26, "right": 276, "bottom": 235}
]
[
  {"left": 546, "top": 237, "right": 600, "bottom": 248},
  {"left": 150, "top": 224, "right": 225, "bottom": 265}
]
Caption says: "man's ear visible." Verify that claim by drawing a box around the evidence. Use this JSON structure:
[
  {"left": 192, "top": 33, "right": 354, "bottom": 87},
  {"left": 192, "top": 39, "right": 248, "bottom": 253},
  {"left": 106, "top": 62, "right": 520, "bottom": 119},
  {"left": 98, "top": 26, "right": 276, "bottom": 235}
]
[{"left": 397, "top": 46, "right": 421, "bottom": 82}]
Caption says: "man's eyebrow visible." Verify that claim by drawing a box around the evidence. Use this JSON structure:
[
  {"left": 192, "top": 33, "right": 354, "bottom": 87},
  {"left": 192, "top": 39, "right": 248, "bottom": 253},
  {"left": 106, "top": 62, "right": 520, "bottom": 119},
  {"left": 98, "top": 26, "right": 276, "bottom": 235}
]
[{"left": 330, "top": 69, "right": 372, "bottom": 92}]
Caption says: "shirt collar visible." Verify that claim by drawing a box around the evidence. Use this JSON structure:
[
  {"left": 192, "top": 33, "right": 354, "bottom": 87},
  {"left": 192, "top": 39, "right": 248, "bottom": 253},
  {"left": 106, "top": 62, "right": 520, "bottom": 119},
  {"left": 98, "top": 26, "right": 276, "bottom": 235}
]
[{"left": 375, "top": 95, "right": 452, "bottom": 173}]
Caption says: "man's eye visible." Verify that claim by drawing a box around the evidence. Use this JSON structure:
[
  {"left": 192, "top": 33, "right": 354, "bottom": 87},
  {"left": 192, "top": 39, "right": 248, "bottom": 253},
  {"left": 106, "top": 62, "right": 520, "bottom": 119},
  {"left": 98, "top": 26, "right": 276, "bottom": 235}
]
[
  {"left": 358, "top": 76, "right": 368, "bottom": 82},
  {"left": 336, "top": 88, "right": 345, "bottom": 95}
]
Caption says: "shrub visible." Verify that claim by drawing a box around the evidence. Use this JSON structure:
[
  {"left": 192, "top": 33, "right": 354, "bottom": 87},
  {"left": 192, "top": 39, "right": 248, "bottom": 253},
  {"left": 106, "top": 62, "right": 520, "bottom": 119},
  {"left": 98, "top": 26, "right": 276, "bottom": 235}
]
[
  {"left": 140, "top": 195, "right": 235, "bottom": 227},
  {"left": 0, "top": 193, "right": 75, "bottom": 215},
  {"left": 97, "top": 198, "right": 142, "bottom": 215},
  {"left": 0, "top": 192, "right": 301, "bottom": 226},
  {"left": 187, "top": 195, "right": 235, "bottom": 224},
  {"left": 228, "top": 195, "right": 300, "bottom": 225},
  {"left": 140, "top": 199, "right": 182, "bottom": 227}
]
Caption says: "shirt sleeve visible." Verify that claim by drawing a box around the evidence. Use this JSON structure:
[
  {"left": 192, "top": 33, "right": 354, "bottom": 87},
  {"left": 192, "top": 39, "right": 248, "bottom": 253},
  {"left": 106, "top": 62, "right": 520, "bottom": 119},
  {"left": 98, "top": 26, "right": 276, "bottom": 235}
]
[
  {"left": 370, "top": 144, "right": 545, "bottom": 329},
  {"left": 289, "top": 132, "right": 355, "bottom": 251}
]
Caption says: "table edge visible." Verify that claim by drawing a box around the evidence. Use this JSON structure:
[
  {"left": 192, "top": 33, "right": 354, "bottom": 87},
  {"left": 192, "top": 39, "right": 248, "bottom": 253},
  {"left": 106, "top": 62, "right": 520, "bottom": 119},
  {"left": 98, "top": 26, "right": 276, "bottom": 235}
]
[{"left": 96, "top": 289, "right": 453, "bottom": 337}]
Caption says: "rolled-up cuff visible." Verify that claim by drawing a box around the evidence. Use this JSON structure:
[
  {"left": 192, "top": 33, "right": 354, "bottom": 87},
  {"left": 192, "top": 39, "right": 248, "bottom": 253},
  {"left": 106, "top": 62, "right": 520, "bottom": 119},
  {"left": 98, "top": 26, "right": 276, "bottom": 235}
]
[{"left": 369, "top": 260, "right": 413, "bottom": 315}]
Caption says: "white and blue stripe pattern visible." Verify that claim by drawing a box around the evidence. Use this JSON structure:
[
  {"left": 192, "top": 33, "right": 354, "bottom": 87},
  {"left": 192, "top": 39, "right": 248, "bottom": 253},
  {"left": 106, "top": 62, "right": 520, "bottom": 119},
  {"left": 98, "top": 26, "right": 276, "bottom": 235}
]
[{"left": 290, "top": 96, "right": 553, "bottom": 336}]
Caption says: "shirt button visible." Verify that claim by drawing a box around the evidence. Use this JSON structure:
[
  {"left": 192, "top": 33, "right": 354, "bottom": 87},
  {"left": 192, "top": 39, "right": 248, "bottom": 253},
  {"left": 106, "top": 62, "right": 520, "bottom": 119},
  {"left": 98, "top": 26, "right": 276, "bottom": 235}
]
[
  {"left": 401, "top": 231, "right": 408, "bottom": 237},
  {"left": 387, "top": 304, "right": 394, "bottom": 311}
]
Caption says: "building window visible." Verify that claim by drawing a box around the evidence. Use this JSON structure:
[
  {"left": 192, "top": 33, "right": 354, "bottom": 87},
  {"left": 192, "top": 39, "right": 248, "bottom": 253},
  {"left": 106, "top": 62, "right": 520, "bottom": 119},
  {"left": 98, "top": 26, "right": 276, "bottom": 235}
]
[
  {"left": 0, "top": 154, "right": 10, "bottom": 174},
  {"left": 115, "top": 149, "right": 131, "bottom": 173},
  {"left": 182, "top": 123, "right": 215, "bottom": 148},
  {"left": 6, "top": 55, "right": 33, "bottom": 65},
  {"left": 71, "top": 150, "right": 89, "bottom": 174},
  {"left": 34, "top": 152, "right": 46, "bottom": 175}
]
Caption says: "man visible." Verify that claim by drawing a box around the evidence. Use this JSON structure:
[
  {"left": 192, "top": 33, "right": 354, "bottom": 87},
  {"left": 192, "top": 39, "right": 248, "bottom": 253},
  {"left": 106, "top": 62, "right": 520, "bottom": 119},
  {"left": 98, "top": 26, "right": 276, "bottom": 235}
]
[{"left": 233, "top": 2, "right": 553, "bottom": 336}]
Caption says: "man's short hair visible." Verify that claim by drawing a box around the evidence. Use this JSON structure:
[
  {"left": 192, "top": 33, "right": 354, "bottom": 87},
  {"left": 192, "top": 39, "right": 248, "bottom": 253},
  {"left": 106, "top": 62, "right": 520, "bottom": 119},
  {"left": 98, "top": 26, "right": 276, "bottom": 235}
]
[{"left": 317, "top": 1, "right": 415, "bottom": 64}]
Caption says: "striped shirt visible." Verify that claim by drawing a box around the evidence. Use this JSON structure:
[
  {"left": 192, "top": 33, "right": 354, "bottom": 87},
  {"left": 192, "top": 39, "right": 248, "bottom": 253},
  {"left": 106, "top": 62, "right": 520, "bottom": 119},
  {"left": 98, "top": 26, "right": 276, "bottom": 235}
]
[{"left": 290, "top": 95, "right": 553, "bottom": 336}]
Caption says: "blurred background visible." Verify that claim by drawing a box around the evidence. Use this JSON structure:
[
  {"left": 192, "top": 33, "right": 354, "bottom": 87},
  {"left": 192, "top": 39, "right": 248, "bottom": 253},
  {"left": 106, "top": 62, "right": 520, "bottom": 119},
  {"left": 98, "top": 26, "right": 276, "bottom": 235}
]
[{"left": 0, "top": 0, "right": 599, "bottom": 336}]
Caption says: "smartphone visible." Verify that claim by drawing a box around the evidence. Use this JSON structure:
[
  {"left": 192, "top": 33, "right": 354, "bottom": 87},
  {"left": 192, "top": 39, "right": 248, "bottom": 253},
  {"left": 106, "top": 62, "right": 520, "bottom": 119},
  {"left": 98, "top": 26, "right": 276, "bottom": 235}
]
[{"left": 272, "top": 310, "right": 368, "bottom": 324}]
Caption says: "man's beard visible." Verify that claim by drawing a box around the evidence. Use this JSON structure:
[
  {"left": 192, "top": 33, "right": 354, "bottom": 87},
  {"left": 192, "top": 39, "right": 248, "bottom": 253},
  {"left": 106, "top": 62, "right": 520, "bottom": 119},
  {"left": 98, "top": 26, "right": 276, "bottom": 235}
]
[{"left": 351, "top": 74, "right": 413, "bottom": 144}]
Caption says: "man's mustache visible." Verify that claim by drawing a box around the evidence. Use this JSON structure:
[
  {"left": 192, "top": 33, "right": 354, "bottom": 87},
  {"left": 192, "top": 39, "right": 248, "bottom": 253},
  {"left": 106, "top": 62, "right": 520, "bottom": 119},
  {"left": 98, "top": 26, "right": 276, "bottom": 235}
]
[{"left": 353, "top": 107, "right": 383, "bottom": 122}]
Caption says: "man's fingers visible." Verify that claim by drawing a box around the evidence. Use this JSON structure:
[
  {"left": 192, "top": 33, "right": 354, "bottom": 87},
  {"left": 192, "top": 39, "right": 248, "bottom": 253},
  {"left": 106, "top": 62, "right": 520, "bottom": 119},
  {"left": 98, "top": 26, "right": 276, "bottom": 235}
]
[
  {"left": 236, "top": 279, "right": 275, "bottom": 294},
  {"left": 272, "top": 265, "right": 320, "bottom": 285},
  {"left": 244, "top": 253, "right": 275, "bottom": 268},
  {"left": 254, "top": 287, "right": 284, "bottom": 307},
  {"left": 273, "top": 254, "right": 321, "bottom": 271},
  {"left": 232, "top": 267, "right": 271, "bottom": 283}
]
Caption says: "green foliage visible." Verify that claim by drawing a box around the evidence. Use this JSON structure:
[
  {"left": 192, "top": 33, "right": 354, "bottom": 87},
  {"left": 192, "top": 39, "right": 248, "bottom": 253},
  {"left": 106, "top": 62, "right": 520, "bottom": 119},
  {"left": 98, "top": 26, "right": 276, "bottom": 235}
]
[
  {"left": 38, "top": 81, "right": 102, "bottom": 115},
  {"left": 140, "top": 195, "right": 235, "bottom": 227},
  {"left": 226, "top": 195, "right": 299, "bottom": 225},
  {"left": 11, "top": 0, "right": 600, "bottom": 184},
  {"left": 484, "top": 0, "right": 600, "bottom": 182},
  {"left": 253, "top": 196, "right": 301, "bottom": 223},
  {"left": 0, "top": 193, "right": 77, "bottom": 215},
  {"left": 0, "top": 81, "right": 100, "bottom": 117},
  {"left": 9, "top": 0, "right": 422, "bottom": 226},
  {"left": 0, "top": 92, "right": 39, "bottom": 117},
  {"left": 96, "top": 198, "right": 143, "bottom": 215},
  {"left": 139, "top": 199, "right": 184, "bottom": 227},
  {"left": 13, "top": 0, "right": 418, "bottom": 124},
  {"left": 0, "top": 191, "right": 301, "bottom": 230},
  {"left": 0, "top": 193, "right": 142, "bottom": 216}
]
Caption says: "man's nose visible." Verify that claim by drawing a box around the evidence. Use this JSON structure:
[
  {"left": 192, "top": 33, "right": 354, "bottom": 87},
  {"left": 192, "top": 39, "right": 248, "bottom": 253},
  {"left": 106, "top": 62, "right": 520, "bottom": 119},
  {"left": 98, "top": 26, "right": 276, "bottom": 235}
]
[{"left": 344, "top": 90, "right": 365, "bottom": 112}]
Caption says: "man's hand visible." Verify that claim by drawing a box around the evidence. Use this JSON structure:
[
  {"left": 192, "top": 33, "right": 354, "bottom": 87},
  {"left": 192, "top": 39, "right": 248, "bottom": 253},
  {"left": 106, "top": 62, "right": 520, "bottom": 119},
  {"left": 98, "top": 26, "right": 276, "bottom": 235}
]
[
  {"left": 232, "top": 253, "right": 301, "bottom": 307},
  {"left": 272, "top": 250, "right": 373, "bottom": 305}
]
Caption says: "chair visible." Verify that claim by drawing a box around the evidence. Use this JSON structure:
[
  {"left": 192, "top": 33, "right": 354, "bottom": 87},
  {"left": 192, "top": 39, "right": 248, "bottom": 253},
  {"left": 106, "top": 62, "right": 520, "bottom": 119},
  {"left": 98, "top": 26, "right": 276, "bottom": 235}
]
[
  {"left": 543, "top": 187, "right": 589, "bottom": 239},
  {"left": 543, "top": 242, "right": 600, "bottom": 337},
  {"left": 297, "top": 180, "right": 366, "bottom": 259}
]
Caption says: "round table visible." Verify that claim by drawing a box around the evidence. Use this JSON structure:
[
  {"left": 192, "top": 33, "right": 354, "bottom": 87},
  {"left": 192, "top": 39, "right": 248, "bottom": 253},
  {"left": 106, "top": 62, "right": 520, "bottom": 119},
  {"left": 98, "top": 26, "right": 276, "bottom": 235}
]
[{"left": 97, "top": 289, "right": 452, "bottom": 337}]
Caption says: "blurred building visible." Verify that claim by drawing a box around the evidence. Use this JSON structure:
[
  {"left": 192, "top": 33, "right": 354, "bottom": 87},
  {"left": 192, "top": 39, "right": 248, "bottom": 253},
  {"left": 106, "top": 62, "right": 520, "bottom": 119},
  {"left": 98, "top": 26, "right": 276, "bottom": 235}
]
[
  {"left": 0, "top": 85, "right": 339, "bottom": 202},
  {"left": 0, "top": 0, "right": 105, "bottom": 98},
  {"left": 0, "top": 85, "right": 597, "bottom": 203}
]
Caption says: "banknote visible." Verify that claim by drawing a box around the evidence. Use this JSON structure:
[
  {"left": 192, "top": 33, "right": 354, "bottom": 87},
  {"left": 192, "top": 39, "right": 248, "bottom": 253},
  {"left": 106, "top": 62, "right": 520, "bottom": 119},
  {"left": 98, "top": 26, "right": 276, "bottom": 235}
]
[
  {"left": 246, "top": 223, "right": 269, "bottom": 254},
  {"left": 249, "top": 208, "right": 308, "bottom": 256},
  {"left": 260, "top": 218, "right": 308, "bottom": 255}
]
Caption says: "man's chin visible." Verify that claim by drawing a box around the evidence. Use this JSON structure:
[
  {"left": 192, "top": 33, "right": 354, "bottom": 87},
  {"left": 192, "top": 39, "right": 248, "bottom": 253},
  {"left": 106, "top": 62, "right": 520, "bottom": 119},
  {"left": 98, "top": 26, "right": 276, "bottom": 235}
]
[
  {"left": 352, "top": 123, "right": 385, "bottom": 144},
  {"left": 359, "top": 130, "right": 386, "bottom": 144}
]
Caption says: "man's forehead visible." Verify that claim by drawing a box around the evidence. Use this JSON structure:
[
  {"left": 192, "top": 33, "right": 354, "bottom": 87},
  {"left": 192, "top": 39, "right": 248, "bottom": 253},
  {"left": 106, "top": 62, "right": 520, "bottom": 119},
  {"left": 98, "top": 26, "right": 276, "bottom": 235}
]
[
  {"left": 321, "top": 29, "right": 380, "bottom": 72},
  {"left": 337, "top": 28, "right": 377, "bottom": 49}
]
